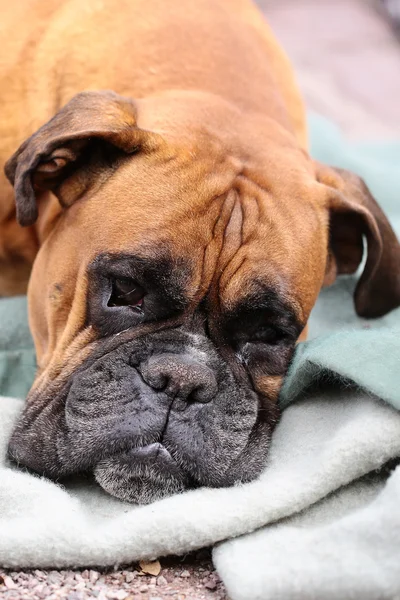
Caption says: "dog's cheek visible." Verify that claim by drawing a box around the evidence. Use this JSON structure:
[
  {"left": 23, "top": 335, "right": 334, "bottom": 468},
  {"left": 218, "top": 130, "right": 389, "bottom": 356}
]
[
  {"left": 245, "top": 344, "right": 293, "bottom": 403},
  {"left": 252, "top": 374, "right": 283, "bottom": 403},
  {"left": 6, "top": 393, "right": 68, "bottom": 477},
  {"left": 64, "top": 355, "right": 170, "bottom": 457}
]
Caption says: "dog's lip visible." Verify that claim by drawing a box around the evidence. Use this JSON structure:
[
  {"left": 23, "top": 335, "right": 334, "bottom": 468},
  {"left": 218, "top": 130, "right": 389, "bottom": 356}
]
[
  {"left": 95, "top": 442, "right": 185, "bottom": 480},
  {"left": 109, "top": 442, "right": 178, "bottom": 466},
  {"left": 133, "top": 442, "right": 173, "bottom": 459}
]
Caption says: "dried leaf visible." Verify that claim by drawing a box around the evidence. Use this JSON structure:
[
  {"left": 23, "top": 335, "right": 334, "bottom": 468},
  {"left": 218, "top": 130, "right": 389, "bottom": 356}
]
[{"left": 139, "top": 559, "right": 161, "bottom": 576}]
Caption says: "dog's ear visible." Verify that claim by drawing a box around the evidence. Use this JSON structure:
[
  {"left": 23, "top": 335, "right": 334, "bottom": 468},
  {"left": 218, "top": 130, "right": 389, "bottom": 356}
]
[
  {"left": 316, "top": 162, "right": 400, "bottom": 318},
  {"left": 4, "top": 90, "right": 156, "bottom": 227}
]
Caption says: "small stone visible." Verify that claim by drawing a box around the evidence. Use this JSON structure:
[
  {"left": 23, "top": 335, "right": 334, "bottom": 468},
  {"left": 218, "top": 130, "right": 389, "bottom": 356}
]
[
  {"left": 180, "top": 570, "right": 190, "bottom": 578},
  {"left": 34, "top": 570, "right": 46, "bottom": 580},
  {"left": 33, "top": 585, "right": 44, "bottom": 595},
  {"left": 204, "top": 580, "right": 217, "bottom": 590},
  {"left": 3, "top": 577, "right": 17, "bottom": 590},
  {"left": 75, "top": 581, "right": 86, "bottom": 591},
  {"left": 139, "top": 584, "right": 149, "bottom": 593},
  {"left": 107, "top": 591, "right": 129, "bottom": 600},
  {"left": 156, "top": 575, "right": 167, "bottom": 586},
  {"left": 81, "top": 569, "right": 89, "bottom": 579},
  {"left": 2, "top": 593, "right": 19, "bottom": 600},
  {"left": 125, "top": 571, "right": 136, "bottom": 583},
  {"left": 90, "top": 570, "right": 100, "bottom": 583},
  {"left": 164, "top": 572, "right": 175, "bottom": 583},
  {"left": 49, "top": 570, "right": 60, "bottom": 576}
]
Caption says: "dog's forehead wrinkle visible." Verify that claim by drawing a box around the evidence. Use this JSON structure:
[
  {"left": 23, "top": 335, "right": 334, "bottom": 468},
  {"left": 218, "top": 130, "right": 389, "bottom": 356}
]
[
  {"left": 209, "top": 181, "right": 271, "bottom": 311},
  {"left": 223, "top": 191, "right": 244, "bottom": 246}
]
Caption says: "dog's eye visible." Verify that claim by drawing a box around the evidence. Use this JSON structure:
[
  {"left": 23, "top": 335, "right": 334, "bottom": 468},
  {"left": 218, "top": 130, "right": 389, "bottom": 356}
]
[
  {"left": 250, "top": 326, "right": 282, "bottom": 345},
  {"left": 108, "top": 277, "right": 145, "bottom": 309}
]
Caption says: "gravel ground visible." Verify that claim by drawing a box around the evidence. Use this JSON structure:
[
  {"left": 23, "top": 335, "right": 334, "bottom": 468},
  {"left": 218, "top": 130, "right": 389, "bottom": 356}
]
[{"left": 0, "top": 549, "right": 229, "bottom": 600}]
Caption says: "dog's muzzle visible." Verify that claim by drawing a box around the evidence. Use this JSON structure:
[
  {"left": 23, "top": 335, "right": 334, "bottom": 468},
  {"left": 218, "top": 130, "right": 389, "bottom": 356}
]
[{"left": 8, "top": 329, "right": 273, "bottom": 504}]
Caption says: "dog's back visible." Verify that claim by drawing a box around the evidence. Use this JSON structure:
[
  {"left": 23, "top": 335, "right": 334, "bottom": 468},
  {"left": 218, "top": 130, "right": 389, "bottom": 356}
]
[{"left": 1, "top": 0, "right": 306, "bottom": 139}]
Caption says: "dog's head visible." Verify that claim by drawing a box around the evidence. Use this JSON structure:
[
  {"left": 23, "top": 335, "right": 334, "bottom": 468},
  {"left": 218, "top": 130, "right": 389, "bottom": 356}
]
[{"left": 5, "top": 91, "right": 400, "bottom": 503}]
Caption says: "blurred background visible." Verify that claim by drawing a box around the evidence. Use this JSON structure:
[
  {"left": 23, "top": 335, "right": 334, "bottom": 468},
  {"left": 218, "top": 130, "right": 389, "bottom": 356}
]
[{"left": 257, "top": 0, "right": 400, "bottom": 140}]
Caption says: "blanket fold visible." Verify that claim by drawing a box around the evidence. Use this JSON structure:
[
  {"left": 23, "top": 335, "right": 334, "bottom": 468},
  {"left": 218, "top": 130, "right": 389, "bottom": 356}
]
[{"left": 1, "top": 114, "right": 399, "bottom": 599}]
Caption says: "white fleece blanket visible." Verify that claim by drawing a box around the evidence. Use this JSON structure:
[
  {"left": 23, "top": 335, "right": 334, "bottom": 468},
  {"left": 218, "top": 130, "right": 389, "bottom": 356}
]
[
  {"left": 1, "top": 389, "right": 400, "bottom": 600},
  {"left": 1, "top": 116, "right": 400, "bottom": 599},
  {"left": 214, "top": 396, "right": 400, "bottom": 600}
]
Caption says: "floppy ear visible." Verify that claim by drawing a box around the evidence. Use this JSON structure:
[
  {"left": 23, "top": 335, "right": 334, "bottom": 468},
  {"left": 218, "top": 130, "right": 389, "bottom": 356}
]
[
  {"left": 4, "top": 90, "right": 155, "bottom": 227},
  {"left": 316, "top": 163, "right": 400, "bottom": 318}
]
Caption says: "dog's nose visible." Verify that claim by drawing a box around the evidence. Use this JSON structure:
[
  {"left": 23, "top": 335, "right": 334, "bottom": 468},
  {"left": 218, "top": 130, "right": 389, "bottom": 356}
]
[{"left": 140, "top": 354, "right": 217, "bottom": 403}]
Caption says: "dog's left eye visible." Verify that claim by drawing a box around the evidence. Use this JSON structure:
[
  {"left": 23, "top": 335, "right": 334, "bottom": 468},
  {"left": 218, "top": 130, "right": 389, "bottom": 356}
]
[
  {"left": 108, "top": 277, "right": 145, "bottom": 309},
  {"left": 249, "top": 326, "right": 282, "bottom": 345}
]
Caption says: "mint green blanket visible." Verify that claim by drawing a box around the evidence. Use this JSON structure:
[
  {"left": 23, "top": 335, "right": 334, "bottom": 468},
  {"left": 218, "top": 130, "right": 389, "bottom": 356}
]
[
  {"left": 281, "top": 115, "right": 400, "bottom": 410},
  {"left": 1, "top": 116, "right": 400, "bottom": 599}
]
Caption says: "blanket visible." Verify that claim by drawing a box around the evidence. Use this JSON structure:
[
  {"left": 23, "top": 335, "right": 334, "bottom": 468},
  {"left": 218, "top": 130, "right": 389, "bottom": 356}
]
[{"left": 1, "top": 114, "right": 400, "bottom": 600}]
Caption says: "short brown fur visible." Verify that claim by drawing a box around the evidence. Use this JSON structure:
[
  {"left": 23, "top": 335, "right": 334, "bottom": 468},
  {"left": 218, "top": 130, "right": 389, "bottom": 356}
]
[{"left": 1, "top": 0, "right": 400, "bottom": 409}]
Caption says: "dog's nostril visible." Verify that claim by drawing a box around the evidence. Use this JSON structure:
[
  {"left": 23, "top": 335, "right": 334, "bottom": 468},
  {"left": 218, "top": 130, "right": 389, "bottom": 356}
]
[
  {"left": 140, "top": 354, "right": 217, "bottom": 403},
  {"left": 187, "top": 383, "right": 214, "bottom": 403},
  {"left": 142, "top": 370, "right": 169, "bottom": 391}
]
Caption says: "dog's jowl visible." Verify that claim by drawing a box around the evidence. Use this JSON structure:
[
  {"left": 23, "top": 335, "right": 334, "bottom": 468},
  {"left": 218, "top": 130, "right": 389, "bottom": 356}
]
[{"left": 1, "top": 0, "right": 400, "bottom": 503}]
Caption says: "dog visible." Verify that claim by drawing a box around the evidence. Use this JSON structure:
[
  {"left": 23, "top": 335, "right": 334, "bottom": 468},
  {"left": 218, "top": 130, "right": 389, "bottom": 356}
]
[{"left": 1, "top": 0, "right": 399, "bottom": 504}]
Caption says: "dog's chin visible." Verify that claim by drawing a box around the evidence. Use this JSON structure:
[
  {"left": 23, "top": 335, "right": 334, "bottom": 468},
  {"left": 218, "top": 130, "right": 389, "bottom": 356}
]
[{"left": 94, "top": 443, "right": 190, "bottom": 504}]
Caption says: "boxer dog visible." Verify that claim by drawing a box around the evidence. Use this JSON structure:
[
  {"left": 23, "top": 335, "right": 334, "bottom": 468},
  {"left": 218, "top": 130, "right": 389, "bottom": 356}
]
[{"left": 1, "top": 0, "right": 400, "bottom": 504}]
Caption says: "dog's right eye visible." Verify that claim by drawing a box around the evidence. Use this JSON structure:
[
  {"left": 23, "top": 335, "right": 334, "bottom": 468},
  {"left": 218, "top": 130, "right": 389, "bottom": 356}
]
[
  {"left": 249, "top": 325, "right": 282, "bottom": 345},
  {"left": 108, "top": 277, "right": 145, "bottom": 309}
]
